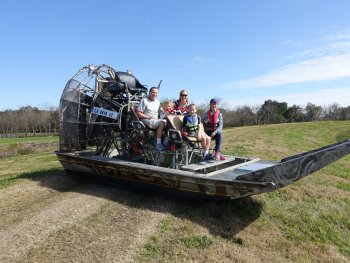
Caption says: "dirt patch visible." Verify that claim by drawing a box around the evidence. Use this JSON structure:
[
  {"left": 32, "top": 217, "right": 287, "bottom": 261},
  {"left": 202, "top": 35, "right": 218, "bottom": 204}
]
[
  {"left": 0, "top": 170, "right": 348, "bottom": 262},
  {"left": 0, "top": 172, "right": 168, "bottom": 263}
]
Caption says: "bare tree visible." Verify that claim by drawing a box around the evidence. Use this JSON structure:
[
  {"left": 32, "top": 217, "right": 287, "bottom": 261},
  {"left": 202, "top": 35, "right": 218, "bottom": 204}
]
[
  {"left": 234, "top": 105, "right": 256, "bottom": 126},
  {"left": 0, "top": 106, "right": 59, "bottom": 137},
  {"left": 338, "top": 106, "right": 350, "bottom": 120}
]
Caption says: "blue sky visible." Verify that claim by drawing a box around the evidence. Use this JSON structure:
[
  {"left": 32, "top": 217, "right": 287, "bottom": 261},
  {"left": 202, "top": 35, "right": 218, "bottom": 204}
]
[{"left": 1, "top": 0, "right": 350, "bottom": 110}]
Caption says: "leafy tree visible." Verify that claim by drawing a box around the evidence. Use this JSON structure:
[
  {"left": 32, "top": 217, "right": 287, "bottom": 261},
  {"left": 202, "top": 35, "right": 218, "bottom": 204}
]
[
  {"left": 305, "top": 103, "right": 322, "bottom": 121},
  {"left": 284, "top": 105, "right": 304, "bottom": 122},
  {"left": 257, "top": 100, "right": 288, "bottom": 124}
]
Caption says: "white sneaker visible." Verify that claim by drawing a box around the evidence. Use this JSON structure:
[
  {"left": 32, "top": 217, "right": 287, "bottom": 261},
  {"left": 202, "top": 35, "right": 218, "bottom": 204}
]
[{"left": 155, "top": 143, "right": 165, "bottom": 151}]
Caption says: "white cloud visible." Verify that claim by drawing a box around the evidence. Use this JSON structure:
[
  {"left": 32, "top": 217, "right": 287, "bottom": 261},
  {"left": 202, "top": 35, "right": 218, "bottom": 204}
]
[
  {"left": 192, "top": 55, "right": 207, "bottom": 64},
  {"left": 224, "top": 53, "right": 350, "bottom": 89},
  {"left": 169, "top": 55, "right": 208, "bottom": 71},
  {"left": 323, "top": 29, "right": 350, "bottom": 42},
  {"left": 224, "top": 31, "right": 350, "bottom": 89},
  {"left": 268, "top": 87, "right": 350, "bottom": 107},
  {"left": 226, "top": 87, "right": 350, "bottom": 108}
]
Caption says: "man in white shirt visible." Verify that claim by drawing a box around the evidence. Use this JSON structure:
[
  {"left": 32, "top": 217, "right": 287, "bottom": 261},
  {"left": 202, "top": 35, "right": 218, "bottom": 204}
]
[{"left": 136, "top": 87, "right": 166, "bottom": 150}]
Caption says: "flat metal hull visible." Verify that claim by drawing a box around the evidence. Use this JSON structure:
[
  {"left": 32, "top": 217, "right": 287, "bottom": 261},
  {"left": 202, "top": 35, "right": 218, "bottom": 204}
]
[{"left": 55, "top": 139, "right": 350, "bottom": 199}]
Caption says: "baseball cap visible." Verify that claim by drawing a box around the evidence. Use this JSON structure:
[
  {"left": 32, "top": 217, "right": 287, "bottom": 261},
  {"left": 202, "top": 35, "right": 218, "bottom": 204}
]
[{"left": 210, "top": 98, "right": 218, "bottom": 104}]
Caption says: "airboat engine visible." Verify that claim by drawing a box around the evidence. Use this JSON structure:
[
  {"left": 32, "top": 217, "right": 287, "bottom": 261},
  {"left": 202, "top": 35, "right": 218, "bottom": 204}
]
[{"left": 59, "top": 64, "right": 148, "bottom": 157}]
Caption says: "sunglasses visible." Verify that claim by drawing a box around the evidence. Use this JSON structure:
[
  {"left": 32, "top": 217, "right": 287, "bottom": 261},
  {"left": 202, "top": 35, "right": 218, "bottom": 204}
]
[{"left": 180, "top": 94, "right": 188, "bottom": 97}]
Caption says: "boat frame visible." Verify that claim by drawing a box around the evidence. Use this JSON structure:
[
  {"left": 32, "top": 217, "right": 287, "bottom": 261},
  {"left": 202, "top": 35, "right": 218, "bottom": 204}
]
[{"left": 56, "top": 64, "right": 350, "bottom": 199}]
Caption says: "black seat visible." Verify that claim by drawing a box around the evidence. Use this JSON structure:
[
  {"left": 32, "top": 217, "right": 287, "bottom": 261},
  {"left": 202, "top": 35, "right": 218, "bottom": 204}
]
[
  {"left": 115, "top": 72, "right": 148, "bottom": 94},
  {"left": 106, "top": 81, "right": 126, "bottom": 94}
]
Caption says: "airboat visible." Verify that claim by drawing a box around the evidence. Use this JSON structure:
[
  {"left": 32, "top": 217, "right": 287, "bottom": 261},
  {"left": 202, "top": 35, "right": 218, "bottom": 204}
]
[{"left": 55, "top": 64, "right": 350, "bottom": 199}]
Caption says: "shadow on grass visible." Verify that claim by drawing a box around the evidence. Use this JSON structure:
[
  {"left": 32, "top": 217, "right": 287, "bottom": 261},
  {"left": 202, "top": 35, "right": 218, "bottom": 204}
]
[
  {"left": 336, "top": 131, "right": 350, "bottom": 142},
  {"left": 0, "top": 168, "right": 63, "bottom": 188},
  {"left": 23, "top": 168, "right": 262, "bottom": 240}
]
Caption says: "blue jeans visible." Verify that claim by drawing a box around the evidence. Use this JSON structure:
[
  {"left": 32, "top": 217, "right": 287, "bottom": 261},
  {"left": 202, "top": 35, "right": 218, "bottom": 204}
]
[{"left": 206, "top": 130, "right": 222, "bottom": 152}]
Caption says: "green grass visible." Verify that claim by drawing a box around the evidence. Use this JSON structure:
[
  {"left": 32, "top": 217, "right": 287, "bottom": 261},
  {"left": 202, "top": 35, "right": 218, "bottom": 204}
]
[
  {"left": 0, "top": 168, "right": 63, "bottom": 188},
  {"left": 182, "top": 235, "right": 214, "bottom": 249},
  {"left": 0, "top": 136, "right": 59, "bottom": 159},
  {"left": 0, "top": 135, "right": 60, "bottom": 179},
  {"left": 0, "top": 136, "right": 58, "bottom": 144},
  {"left": 1, "top": 122, "right": 350, "bottom": 261},
  {"left": 159, "top": 218, "right": 172, "bottom": 233},
  {"left": 137, "top": 121, "right": 350, "bottom": 261},
  {"left": 326, "top": 161, "right": 350, "bottom": 179},
  {"left": 139, "top": 236, "right": 162, "bottom": 258},
  {"left": 264, "top": 193, "right": 350, "bottom": 255},
  {"left": 0, "top": 152, "right": 61, "bottom": 179},
  {"left": 336, "top": 182, "right": 350, "bottom": 191}
]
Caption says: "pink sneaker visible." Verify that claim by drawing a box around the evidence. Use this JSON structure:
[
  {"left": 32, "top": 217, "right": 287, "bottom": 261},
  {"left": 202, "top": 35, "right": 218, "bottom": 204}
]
[
  {"left": 219, "top": 154, "right": 226, "bottom": 160},
  {"left": 215, "top": 151, "right": 226, "bottom": 160},
  {"left": 214, "top": 151, "right": 220, "bottom": 160}
]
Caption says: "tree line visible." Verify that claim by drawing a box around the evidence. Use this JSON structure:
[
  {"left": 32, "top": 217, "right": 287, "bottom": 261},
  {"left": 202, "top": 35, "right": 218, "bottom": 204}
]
[
  {"left": 0, "top": 106, "right": 59, "bottom": 137},
  {"left": 1, "top": 100, "right": 349, "bottom": 137},
  {"left": 197, "top": 100, "right": 350, "bottom": 127}
]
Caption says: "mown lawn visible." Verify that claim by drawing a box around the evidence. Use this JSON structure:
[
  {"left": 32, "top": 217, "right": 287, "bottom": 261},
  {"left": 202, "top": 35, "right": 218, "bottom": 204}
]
[
  {"left": 1, "top": 122, "right": 349, "bottom": 262},
  {"left": 0, "top": 136, "right": 61, "bottom": 186},
  {"left": 137, "top": 120, "right": 350, "bottom": 262},
  {"left": 0, "top": 136, "right": 58, "bottom": 145}
]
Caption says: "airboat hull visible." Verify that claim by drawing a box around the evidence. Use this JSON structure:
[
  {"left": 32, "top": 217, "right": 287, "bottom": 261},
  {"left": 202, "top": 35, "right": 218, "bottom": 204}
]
[
  {"left": 55, "top": 65, "right": 350, "bottom": 199},
  {"left": 55, "top": 139, "right": 350, "bottom": 199}
]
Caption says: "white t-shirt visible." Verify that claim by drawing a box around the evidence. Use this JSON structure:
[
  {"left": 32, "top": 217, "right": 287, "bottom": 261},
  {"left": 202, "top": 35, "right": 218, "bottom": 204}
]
[{"left": 137, "top": 97, "right": 160, "bottom": 119}]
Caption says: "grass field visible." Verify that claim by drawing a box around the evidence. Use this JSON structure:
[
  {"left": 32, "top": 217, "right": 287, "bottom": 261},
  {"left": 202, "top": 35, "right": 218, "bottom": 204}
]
[
  {"left": 0, "top": 136, "right": 58, "bottom": 145},
  {"left": 0, "top": 122, "right": 349, "bottom": 262},
  {"left": 0, "top": 136, "right": 58, "bottom": 159}
]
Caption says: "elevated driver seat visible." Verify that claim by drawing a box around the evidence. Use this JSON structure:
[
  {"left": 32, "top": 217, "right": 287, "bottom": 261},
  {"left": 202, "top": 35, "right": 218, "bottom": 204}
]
[{"left": 107, "top": 72, "right": 148, "bottom": 95}]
